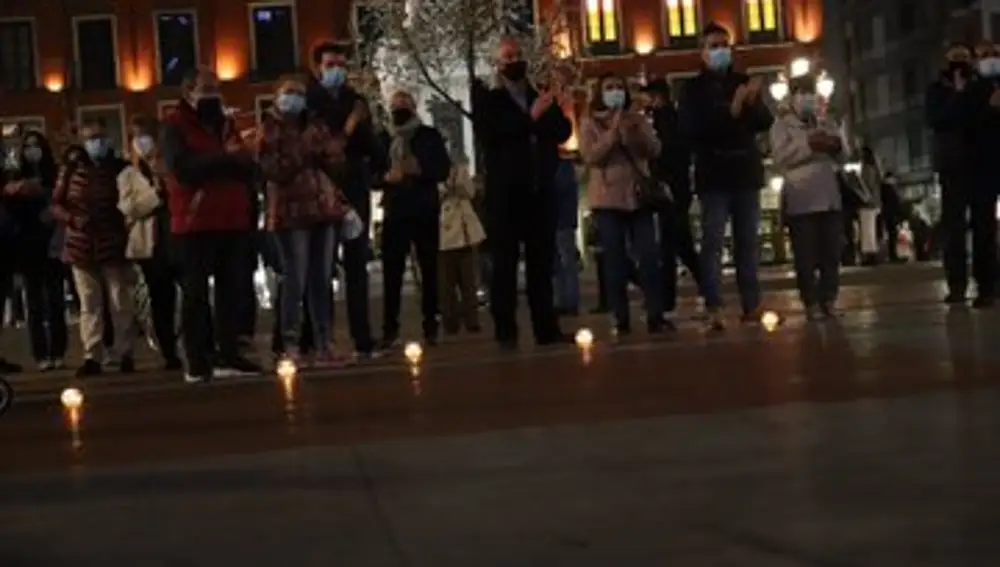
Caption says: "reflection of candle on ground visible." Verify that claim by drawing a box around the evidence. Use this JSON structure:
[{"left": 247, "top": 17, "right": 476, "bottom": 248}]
[
  {"left": 279, "top": 372, "right": 298, "bottom": 433},
  {"left": 276, "top": 358, "right": 297, "bottom": 381},
  {"left": 404, "top": 342, "right": 423, "bottom": 365},
  {"left": 64, "top": 407, "right": 83, "bottom": 451},
  {"left": 409, "top": 365, "right": 422, "bottom": 397}
]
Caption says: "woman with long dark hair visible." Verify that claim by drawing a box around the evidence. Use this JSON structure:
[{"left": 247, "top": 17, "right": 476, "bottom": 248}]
[{"left": 2, "top": 130, "right": 68, "bottom": 370}]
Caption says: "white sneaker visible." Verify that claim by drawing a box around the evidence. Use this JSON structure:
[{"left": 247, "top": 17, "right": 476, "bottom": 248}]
[
  {"left": 37, "top": 359, "right": 53, "bottom": 371},
  {"left": 184, "top": 372, "right": 211, "bottom": 384},
  {"left": 51, "top": 358, "right": 65, "bottom": 370}
]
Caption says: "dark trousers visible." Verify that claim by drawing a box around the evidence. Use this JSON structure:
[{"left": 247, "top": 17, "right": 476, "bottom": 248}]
[
  {"left": 139, "top": 259, "right": 180, "bottom": 362},
  {"left": 941, "top": 173, "right": 998, "bottom": 298},
  {"left": 271, "top": 283, "right": 317, "bottom": 354},
  {"left": 841, "top": 208, "right": 858, "bottom": 265},
  {"left": 879, "top": 212, "right": 901, "bottom": 261},
  {"left": 23, "top": 259, "right": 68, "bottom": 361},
  {"left": 438, "top": 246, "right": 479, "bottom": 332},
  {"left": 342, "top": 223, "right": 375, "bottom": 352},
  {"left": 489, "top": 208, "right": 559, "bottom": 343},
  {"left": 175, "top": 231, "right": 251, "bottom": 375},
  {"left": 787, "top": 211, "right": 842, "bottom": 308},
  {"left": 658, "top": 197, "right": 702, "bottom": 313},
  {"left": 381, "top": 216, "right": 439, "bottom": 338}
]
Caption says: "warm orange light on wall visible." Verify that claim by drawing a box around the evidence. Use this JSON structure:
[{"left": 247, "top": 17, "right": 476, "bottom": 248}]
[
  {"left": 791, "top": 11, "right": 821, "bottom": 43},
  {"left": 634, "top": 28, "right": 656, "bottom": 54},
  {"left": 552, "top": 30, "right": 573, "bottom": 59},
  {"left": 216, "top": 52, "right": 242, "bottom": 81},
  {"left": 44, "top": 74, "right": 64, "bottom": 93},
  {"left": 126, "top": 69, "right": 152, "bottom": 92}
]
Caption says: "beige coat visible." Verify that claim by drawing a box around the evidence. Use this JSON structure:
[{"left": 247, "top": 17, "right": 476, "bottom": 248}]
[
  {"left": 579, "top": 111, "right": 661, "bottom": 211},
  {"left": 438, "top": 165, "right": 485, "bottom": 251},
  {"left": 116, "top": 165, "right": 161, "bottom": 260}
]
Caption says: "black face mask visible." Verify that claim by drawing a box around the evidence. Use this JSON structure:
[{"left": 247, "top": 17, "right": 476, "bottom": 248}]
[
  {"left": 501, "top": 60, "right": 528, "bottom": 82},
  {"left": 195, "top": 96, "right": 225, "bottom": 126},
  {"left": 391, "top": 108, "right": 414, "bottom": 126}
]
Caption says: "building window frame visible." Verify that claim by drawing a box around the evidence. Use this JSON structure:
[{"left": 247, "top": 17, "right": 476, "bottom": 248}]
[
  {"left": 71, "top": 14, "right": 121, "bottom": 91},
  {"left": 1, "top": 116, "right": 46, "bottom": 139},
  {"left": 157, "top": 99, "right": 180, "bottom": 119},
  {"left": 662, "top": 0, "right": 701, "bottom": 50},
  {"left": 581, "top": 0, "right": 623, "bottom": 56},
  {"left": 76, "top": 103, "right": 127, "bottom": 155},
  {"left": 0, "top": 17, "right": 41, "bottom": 91},
  {"left": 255, "top": 94, "right": 275, "bottom": 123},
  {"left": 741, "top": 0, "right": 783, "bottom": 44},
  {"left": 351, "top": 0, "right": 388, "bottom": 66},
  {"left": 152, "top": 9, "right": 201, "bottom": 87},
  {"left": 247, "top": 2, "right": 300, "bottom": 81}
]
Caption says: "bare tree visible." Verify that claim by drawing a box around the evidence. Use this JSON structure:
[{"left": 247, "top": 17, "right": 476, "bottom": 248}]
[{"left": 349, "top": 0, "right": 579, "bottom": 120}]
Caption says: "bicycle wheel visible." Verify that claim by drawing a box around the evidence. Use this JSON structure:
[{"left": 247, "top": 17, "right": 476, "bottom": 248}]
[{"left": 0, "top": 378, "right": 12, "bottom": 417}]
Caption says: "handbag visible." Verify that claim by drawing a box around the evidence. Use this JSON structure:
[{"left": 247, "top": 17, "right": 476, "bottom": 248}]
[{"left": 617, "top": 142, "right": 673, "bottom": 209}]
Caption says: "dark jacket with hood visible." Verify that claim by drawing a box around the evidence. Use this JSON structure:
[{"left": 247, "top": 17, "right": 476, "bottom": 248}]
[
  {"left": 648, "top": 100, "right": 692, "bottom": 203},
  {"left": 374, "top": 124, "right": 452, "bottom": 222},
  {"left": 678, "top": 67, "right": 773, "bottom": 193},
  {"left": 1, "top": 133, "right": 58, "bottom": 267},
  {"left": 925, "top": 69, "right": 976, "bottom": 174}
]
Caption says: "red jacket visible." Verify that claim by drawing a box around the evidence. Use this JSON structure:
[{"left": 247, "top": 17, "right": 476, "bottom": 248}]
[{"left": 161, "top": 102, "right": 253, "bottom": 234}]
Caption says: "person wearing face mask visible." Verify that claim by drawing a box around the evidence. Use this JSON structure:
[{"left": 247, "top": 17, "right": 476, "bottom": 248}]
[
  {"left": 471, "top": 36, "right": 573, "bottom": 350},
  {"left": 2, "top": 131, "right": 68, "bottom": 371},
  {"left": 118, "top": 116, "right": 182, "bottom": 370},
  {"left": 160, "top": 66, "right": 263, "bottom": 383},
  {"left": 678, "top": 22, "right": 774, "bottom": 331},
  {"left": 373, "top": 90, "right": 451, "bottom": 348},
  {"left": 306, "top": 41, "right": 383, "bottom": 358},
  {"left": 579, "top": 73, "right": 664, "bottom": 335},
  {"left": 770, "top": 76, "right": 844, "bottom": 320},
  {"left": 258, "top": 76, "right": 354, "bottom": 367},
  {"left": 51, "top": 119, "right": 135, "bottom": 377},
  {"left": 951, "top": 40, "right": 1000, "bottom": 308}
]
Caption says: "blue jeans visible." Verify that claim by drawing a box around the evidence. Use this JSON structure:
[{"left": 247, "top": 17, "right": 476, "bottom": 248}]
[
  {"left": 594, "top": 209, "right": 662, "bottom": 327},
  {"left": 553, "top": 228, "right": 580, "bottom": 312},
  {"left": 275, "top": 225, "right": 336, "bottom": 351},
  {"left": 699, "top": 191, "right": 761, "bottom": 313}
]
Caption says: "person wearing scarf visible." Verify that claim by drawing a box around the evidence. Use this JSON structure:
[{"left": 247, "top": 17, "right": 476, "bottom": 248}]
[
  {"left": 375, "top": 90, "right": 452, "bottom": 349},
  {"left": 51, "top": 120, "right": 135, "bottom": 377},
  {"left": 769, "top": 75, "right": 844, "bottom": 320}
]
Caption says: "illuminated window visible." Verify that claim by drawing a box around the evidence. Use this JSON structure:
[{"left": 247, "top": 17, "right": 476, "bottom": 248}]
[
  {"left": 665, "top": 0, "right": 698, "bottom": 48},
  {"left": 249, "top": 4, "right": 297, "bottom": 81},
  {"left": 585, "top": 0, "right": 619, "bottom": 52},
  {"left": 154, "top": 11, "right": 198, "bottom": 86},
  {"left": 745, "top": 0, "right": 781, "bottom": 42}
]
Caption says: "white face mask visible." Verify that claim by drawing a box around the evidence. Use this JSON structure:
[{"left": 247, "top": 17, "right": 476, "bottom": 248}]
[{"left": 132, "top": 135, "right": 156, "bottom": 158}]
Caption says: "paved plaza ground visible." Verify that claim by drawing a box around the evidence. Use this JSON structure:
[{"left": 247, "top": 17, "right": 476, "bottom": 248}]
[{"left": 1, "top": 263, "right": 998, "bottom": 566}]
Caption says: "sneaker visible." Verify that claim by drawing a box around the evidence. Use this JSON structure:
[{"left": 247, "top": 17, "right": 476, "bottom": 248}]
[
  {"left": 37, "top": 359, "right": 53, "bottom": 372},
  {"left": 51, "top": 358, "right": 66, "bottom": 370},
  {"left": 75, "top": 359, "right": 102, "bottom": 377},
  {"left": 805, "top": 305, "right": 825, "bottom": 321},
  {"left": 214, "top": 357, "right": 263, "bottom": 378},
  {"left": 0, "top": 358, "right": 23, "bottom": 374},
  {"left": 184, "top": 372, "right": 212, "bottom": 384},
  {"left": 820, "top": 303, "right": 836, "bottom": 318}
]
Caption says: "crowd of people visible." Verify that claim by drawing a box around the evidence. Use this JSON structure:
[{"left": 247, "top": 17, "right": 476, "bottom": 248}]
[{"left": 1, "top": 25, "right": 995, "bottom": 382}]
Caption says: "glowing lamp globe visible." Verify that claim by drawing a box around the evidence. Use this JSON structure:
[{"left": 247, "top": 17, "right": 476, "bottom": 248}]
[
  {"left": 60, "top": 387, "right": 84, "bottom": 410},
  {"left": 816, "top": 75, "right": 835, "bottom": 98},
  {"left": 769, "top": 81, "right": 788, "bottom": 101},
  {"left": 575, "top": 328, "right": 594, "bottom": 349},
  {"left": 404, "top": 342, "right": 423, "bottom": 365},
  {"left": 789, "top": 57, "right": 810, "bottom": 78}
]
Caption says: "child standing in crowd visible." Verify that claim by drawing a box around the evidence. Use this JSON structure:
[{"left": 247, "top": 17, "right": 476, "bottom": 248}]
[
  {"left": 438, "top": 163, "right": 485, "bottom": 335},
  {"left": 769, "top": 76, "right": 844, "bottom": 320}
]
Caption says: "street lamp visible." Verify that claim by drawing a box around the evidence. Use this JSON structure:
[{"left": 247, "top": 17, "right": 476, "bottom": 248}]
[
  {"left": 769, "top": 76, "right": 789, "bottom": 101},
  {"left": 768, "top": 61, "right": 836, "bottom": 104},
  {"left": 816, "top": 72, "right": 835, "bottom": 98},
  {"left": 789, "top": 57, "right": 810, "bottom": 78}
]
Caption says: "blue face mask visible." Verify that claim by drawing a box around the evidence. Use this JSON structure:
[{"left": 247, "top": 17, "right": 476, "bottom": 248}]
[
  {"left": 602, "top": 89, "right": 627, "bottom": 110},
  {"left": 320, "top": 67, "right": 346, "bottom": 89},
  {"left": 978, "top": 57, "right": 1000, "bottom": 78},
  {"left": 276, "top": 93, "right": 306, "bottom": 114},
  {"left": 83, "top": 139, "right": 107, "bottom": 160},
  {"left": 706, "top": 47, "right": 732, "bottom": 71},
  {"left": 794, "top": 93, "right": 817, "bottom": 116}
]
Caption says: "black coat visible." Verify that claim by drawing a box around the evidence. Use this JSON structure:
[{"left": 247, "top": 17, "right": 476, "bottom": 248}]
[
  {"left": 374, "top": 125, "right": 452, "bottom": 222},
  {"left": 961, "top": 77, "right": 1000, "bottom": 185},
  {"left": 649, "top": 104, "right": 692, "bottom": 203},
  {"left": 678, "top": 68, "right": 773, "bottom": 194},
  {"left": 471, "top": 81, "right": 572, "bottom": 225},
  {"left": 925, "top": 74, "right": 975, "bottom": 174},
  {"left": 305, "top": 79, "right": 386, "bottom": 208}
]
